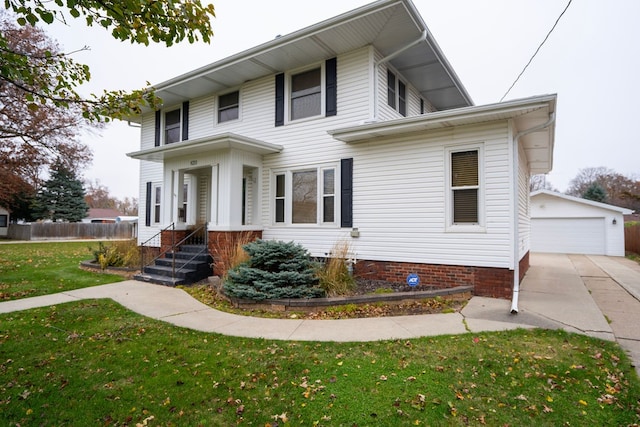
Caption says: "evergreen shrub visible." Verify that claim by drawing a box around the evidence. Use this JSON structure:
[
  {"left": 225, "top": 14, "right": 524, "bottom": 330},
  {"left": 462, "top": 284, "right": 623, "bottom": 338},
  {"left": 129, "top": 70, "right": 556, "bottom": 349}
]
[{"left": 222, "top": 240, "right": 324, "bottom": 300}]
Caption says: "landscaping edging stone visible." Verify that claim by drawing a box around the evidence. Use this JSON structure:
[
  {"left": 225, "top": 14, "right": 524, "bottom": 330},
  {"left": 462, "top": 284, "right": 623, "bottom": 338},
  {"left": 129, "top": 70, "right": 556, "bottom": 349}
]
[
  {"left": 80, "top": 260, "right": 138, "bottom": 278},
  {"left": 227, "top": 285, "right": 473, "bottom": 312}
]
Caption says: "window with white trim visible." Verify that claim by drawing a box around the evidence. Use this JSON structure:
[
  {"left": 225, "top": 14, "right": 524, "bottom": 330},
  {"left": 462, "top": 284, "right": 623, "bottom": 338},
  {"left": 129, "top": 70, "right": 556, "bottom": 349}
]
[
  {"left": 154, "top": 185, "right": 162, "bottom": 224},
  {"left": 218, "top": 91, "right": 239, "bottom": 123},
  {"left": 291, "top": 67, "right": 322, "bottom": 120},
  {"left": 448, "top": 147, "right": 482, "bottom": 226},
  {"left": 273, "top": 165, "right": 338, "bottom": 225},
  {"left": 387, "top": 69, "right": 406, "bottom": 117},
  {"left": 164, "top": 109, "right": 181, "bottom": 144}
]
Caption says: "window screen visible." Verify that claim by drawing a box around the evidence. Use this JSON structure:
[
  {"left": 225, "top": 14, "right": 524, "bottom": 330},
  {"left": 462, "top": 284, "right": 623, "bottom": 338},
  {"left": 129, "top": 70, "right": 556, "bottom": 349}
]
[
  {"left": 451, "top": 150, "right": 479, "bottom": 223},
  {"left": 218, "top": 91, "right": 239, "bottom": 123},
  {"left": 291, "top": 68, "right": 321, "bottom": 120},
  {"left": 164, "top": 109, "right": 181, "bottom": 144}
]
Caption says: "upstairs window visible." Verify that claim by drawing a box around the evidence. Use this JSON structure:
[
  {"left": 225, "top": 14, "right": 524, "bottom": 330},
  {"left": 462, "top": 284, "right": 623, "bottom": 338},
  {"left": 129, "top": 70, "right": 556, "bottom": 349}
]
[
  {"left": 387, "top": 70, "right": 396, "bottom": 109},
  {"left": 291, "top": 67, "right": 321, "bottom": 120},
  {"left": 398, "top": 81, "right": 406, "bottom": 116},
  {"left": 275, "top": 58, "right": 336, "bottom": 126},
  {"left": 218, "top": 91, "right": 239, "bottom": 123},
  {"left": 450, "top": 150, "right": 479, "bottom": 224},
  {"left": 387, "top": 69, "right": 406, "bottom": 117},
  {"left": 164, "top": 109, "right": 181, "bottom": 144}
]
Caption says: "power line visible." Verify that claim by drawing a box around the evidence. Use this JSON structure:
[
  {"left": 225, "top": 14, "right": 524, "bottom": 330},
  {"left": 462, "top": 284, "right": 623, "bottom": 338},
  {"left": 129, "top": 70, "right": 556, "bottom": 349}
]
[{"left": 500, "top": 0, "right": 573, "bottom": 102}]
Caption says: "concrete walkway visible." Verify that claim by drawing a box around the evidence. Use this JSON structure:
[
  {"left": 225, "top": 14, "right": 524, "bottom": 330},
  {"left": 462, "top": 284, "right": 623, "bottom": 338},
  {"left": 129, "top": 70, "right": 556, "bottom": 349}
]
[{"left": 1, "top": 253, "right": 639, "bottom": 371}]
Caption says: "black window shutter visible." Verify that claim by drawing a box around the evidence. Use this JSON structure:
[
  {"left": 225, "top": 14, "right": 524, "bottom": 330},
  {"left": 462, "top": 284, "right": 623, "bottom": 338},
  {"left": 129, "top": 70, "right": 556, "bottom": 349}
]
[
  {"left": 181, "top": 101, "right": 189, "bottom": 141},
  {"left": 154, "top": 111, "right": 161, "bottom": 146},
  {"left": 275, "top": 73, "right": 285, "bottom": 127},
  {"left": 325, "top": 57, "right": 337, "bottom": 117},
  {"left": 340, "top": 158, "right": 353, "bottom": 228},
  {"left": 145, "top": 182, "right": 152, "bottom": 227}
]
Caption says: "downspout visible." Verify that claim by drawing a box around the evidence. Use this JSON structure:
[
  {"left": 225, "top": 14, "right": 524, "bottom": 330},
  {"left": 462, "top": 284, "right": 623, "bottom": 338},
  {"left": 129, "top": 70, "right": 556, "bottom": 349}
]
[
  {"left": 510, "top": 112, "right": 556, "bottom": 314},
  {"left": 372, "top": 30, "right": 428, "bottom": 122}
]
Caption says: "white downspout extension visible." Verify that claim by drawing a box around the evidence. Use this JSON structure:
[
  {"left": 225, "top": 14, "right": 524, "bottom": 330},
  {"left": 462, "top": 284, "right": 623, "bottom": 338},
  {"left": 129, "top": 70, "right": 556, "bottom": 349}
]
[
  {"left": 510, "top": 112, "right": 556, "bottom": 314},
  {"left": 372, "top": 30, "right": 428, "bottom": 122}
]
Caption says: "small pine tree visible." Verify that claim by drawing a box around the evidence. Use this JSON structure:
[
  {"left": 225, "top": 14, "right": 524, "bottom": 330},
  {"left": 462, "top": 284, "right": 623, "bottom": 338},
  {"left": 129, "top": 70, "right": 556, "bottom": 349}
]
[
  {"left": 582, "top": 182, "right": 607, "bottom": 203},
  {"left": 33, "top": 161, "right": 89, "bottom": 222},
  {"left": 223, "top": 240, "right": 324, "bottom": 300}
]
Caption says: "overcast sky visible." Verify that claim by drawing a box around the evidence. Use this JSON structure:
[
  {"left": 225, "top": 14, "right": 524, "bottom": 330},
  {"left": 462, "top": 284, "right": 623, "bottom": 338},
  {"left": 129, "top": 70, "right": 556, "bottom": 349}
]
[{"left": 41, "top": 0, "right": 640, "bottom": 200}]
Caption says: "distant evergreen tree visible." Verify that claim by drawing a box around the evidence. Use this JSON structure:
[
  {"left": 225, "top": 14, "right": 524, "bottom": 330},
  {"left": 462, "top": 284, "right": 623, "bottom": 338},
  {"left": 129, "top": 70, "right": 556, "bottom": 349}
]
[
  {"left": 33, "top": 161, "right": 88, "bottom": 222},
  {"left": 223, "top": 240, "right": 323, "bottom": 301},
  {"left": 582, "top": 182, "right": 607, "bottom": 203}
]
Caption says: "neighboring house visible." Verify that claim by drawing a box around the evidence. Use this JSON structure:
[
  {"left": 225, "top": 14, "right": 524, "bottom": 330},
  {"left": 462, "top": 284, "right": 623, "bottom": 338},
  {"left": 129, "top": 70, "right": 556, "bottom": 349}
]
[
  {"left": 530, "top": 190, "right": 632, "bottom": 256},
  {"left": 127, "top": 0, "right": 556, "bottom": 299},
  {"left": 0, "top": 207, "right": 9, "bottom": 237},
  {"left": 83, "top": 208, "right": 123, "bottom": 223}
]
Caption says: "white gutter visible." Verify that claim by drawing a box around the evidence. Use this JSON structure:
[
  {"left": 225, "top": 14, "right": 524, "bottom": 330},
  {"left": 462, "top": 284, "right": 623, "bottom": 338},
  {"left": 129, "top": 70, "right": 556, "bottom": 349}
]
[
  {"left": 372, "top": 30, "right": 427, "bottom": 121},
  {"left": 510, "top": 112, "right": 556, "bottom": 314}
]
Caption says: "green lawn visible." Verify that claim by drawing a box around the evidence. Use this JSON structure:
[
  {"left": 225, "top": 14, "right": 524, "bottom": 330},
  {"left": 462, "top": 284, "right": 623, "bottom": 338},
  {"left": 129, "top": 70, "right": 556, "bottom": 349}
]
[
  {"left": 1, "top": 301, "right": 639, "bottom": 426},
  {"left": 0, "top": 241, "right": 124, "bottom": 301},
  {"left": 0, "top": 242, "right": 639, "bottom": 425}
]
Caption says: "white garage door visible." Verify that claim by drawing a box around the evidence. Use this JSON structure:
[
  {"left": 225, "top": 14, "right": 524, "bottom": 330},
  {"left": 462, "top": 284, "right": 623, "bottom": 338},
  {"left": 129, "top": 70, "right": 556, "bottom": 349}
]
[{"left": 531, "top": 217, "right": 606, "bottom": 255}]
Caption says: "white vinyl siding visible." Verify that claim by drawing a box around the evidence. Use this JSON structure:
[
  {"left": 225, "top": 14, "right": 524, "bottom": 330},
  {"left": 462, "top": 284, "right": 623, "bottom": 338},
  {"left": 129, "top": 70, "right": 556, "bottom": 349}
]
[
  {"left": 345, "top": 122, "right": 512, "bottom": 269},
  {"left": 269, "top": 122, "right": 512, "bottom": 267},
  {"left": 134, "top": 45, "right": 516, "bottom": 270},
  {"left": 517, "top": 141, "right": 531, "bottom": 259}
]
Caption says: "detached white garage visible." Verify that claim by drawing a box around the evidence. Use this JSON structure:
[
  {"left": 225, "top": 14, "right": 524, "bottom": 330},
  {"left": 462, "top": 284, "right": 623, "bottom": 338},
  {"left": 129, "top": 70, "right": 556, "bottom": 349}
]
[{"left": 530, "top": 190, "right": 632, "bottom": 256}]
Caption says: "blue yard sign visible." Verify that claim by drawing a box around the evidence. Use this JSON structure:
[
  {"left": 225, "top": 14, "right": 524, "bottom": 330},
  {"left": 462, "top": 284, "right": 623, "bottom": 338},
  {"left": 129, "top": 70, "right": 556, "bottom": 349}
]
[{"left": 406, "top": 273, "right": 420, "bottom": 287}]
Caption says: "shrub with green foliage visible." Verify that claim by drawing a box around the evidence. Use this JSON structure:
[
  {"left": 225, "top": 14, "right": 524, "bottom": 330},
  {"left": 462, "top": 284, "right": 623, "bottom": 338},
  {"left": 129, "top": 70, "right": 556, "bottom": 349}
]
[{"left": 223, "top": 240, "right": 324, "bottom": 300}]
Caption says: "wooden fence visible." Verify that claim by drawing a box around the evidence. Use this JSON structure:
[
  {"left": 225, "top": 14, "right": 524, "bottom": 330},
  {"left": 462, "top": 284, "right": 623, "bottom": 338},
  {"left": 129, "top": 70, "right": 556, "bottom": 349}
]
[
  {"left": 7, "top": 222, "right": 137, "bottom": 241},
  {"left": 625, "top": 223, "right": 640, "bottom": 255}
]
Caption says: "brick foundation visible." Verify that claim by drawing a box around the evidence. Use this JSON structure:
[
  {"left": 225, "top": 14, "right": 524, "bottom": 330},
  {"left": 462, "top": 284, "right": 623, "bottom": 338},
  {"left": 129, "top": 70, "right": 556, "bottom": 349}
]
[
  {"left": 159, "top": 228, "right": 530, "bottom": 300},
  {"left": 353, "top": 251, "right": 530, "bottom": 300}
]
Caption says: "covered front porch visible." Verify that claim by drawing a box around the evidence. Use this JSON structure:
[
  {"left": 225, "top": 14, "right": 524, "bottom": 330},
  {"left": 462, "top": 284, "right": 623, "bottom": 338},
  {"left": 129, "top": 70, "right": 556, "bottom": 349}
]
[{"left": 128, "top": 133, "right": 282, "bottom": 283}]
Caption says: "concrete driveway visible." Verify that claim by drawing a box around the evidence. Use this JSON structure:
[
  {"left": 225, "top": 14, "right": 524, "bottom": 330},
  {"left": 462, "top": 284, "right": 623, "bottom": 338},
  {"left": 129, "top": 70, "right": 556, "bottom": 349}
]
[{"left": 463, "top": 252, "right": 640, "bottom": 375}]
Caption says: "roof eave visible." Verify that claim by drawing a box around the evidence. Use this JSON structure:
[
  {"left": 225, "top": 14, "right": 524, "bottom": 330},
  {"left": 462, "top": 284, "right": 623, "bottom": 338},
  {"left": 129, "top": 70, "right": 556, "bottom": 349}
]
[
  {"left": 530, "top": 190, "right": 634, "bottom": 214},
  {"left": 329, "top": 94, "right": 556, "bottom": 143},
  {"left": 126, "top": 133, "right": 283, "bottom": 162}
]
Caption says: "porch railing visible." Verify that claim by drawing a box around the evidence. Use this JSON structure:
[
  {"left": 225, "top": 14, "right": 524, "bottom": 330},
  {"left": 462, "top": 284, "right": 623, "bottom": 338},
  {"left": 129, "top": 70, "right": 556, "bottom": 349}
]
[{"left": 140, "top": 223, "right": 209, "bottom": 281}]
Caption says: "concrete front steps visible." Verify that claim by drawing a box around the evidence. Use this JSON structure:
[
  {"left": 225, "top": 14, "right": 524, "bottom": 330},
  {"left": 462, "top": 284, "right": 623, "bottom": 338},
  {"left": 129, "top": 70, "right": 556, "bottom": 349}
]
[{"left": 134, "top": 244, "right": 213, "bottom": 286}]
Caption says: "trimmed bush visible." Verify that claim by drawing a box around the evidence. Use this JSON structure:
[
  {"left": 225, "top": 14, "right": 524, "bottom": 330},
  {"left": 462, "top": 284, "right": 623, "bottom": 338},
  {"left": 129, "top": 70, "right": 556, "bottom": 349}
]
[{"left": 223, "top": 240, "right": 324, "bottom": 300}]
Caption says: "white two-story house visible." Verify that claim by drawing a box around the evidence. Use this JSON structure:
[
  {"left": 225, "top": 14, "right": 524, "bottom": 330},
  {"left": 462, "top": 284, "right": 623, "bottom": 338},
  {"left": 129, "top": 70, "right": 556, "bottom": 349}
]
[{"left": 127, "top": 0, "right": 556, "bottom": 299}]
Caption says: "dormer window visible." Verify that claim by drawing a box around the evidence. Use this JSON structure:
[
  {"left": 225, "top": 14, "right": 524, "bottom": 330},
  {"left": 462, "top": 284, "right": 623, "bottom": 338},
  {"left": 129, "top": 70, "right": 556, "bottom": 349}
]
[{"left": 218, "top": 91, "right": 240, "bottom": 123}]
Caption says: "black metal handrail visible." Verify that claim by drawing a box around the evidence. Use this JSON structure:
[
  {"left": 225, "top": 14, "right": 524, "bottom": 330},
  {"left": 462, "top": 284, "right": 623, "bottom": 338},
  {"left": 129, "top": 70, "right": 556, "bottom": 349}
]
[
  {"left": 140, "top": 222, "right": 175, "bottom": 274},
  {"left": 170, "top": 223, "right": 209, "bottom": 277},
  {"left": 140, "top": 222, "right": 209, "bottom": 281}
]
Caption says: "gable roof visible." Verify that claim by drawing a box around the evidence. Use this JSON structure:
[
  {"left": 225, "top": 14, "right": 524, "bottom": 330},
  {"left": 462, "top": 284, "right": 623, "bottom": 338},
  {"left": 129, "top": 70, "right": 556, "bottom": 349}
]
[
  {"left": 131, "top": 0, "right": 472, "bottom": 120},
  {"left": 531, "top": 190, "right": 634, "bottom": 214}
]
